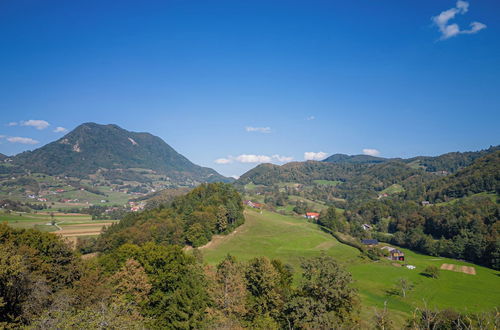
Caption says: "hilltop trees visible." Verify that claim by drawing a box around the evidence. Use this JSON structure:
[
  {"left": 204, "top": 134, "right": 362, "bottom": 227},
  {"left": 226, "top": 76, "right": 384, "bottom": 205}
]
[{"left": 95, "top": 183, "right": 244, "bottom": 252}]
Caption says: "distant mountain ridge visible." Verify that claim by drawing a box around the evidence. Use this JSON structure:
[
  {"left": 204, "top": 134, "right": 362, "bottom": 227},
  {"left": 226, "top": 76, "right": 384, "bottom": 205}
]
[
  {"left": 11, "top": 122, "right": 230, "bottom": 185},
  {"left": 323, "top": 146, "right": 500, "bottom": 172},
  {"left": 323, "top": 154, "right": 389, "bottom": 164},
  {"left": 236, "top": 146, "right": 500, "bottom": 191}
]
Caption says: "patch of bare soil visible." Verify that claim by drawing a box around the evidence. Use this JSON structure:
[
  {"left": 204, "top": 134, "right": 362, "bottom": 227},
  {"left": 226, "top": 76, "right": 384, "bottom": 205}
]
[
  {"left": 461, "top": 266, "right": 476, "bottom": 275},
  {"left": 440, "top": 263, "right": 476, "bottom": 275},
  {"left": 440, "top": 263, "right": 454, "bottom": 271}
]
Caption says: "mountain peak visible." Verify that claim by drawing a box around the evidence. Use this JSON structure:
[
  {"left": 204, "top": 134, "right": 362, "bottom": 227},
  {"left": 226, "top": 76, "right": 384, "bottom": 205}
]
[{"left": 12, "top": 123, "right": 230, "bottom": 185}]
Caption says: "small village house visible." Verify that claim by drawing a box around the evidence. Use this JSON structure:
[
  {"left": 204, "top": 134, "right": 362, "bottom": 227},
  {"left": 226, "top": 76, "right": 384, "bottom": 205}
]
[
  {"left": 381, "top": 246, "right": 405, "bottom": 261},
  {"left": 305, "top": 212, "right": 320, "bottom": 220},
  {"left": 244, "top": 200, "right": 263, "bottom": 209}
]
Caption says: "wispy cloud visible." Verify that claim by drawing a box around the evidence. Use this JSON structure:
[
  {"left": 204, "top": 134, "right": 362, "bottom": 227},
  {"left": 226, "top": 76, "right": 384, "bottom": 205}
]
[
  {"left": 432, "top": 1, "right": 486, "bottom": 40},
  {"left": 306, "top": 116, "right": 315, "bottom": 121},
  {"left": 362, "top": 148, "right": 380, "bottom": 156},
  {"left": 215, "top": 154, "right": 293, "bottom": 164},
  {"left": 304, "top": 151, "right": 327, "bottom": 161},
  {"left": 53, "top": 126, "right": 68, "bottom": 133},
  {"left": 245, "top": 126, "right": 271, "bottom": 133},
  {"left": 20, "top": 119, "right": 50, "bottom": 130},
  {"left": 7, "top": 122, "right": 18, "bottom": 126},
  {"left": 7, "top": 136, "right": 39, "bottom": 144},
  {"left": 272, "top": 154, "right": 293, "bottom": 162},
  {"left": 215, "top": 158, "right": 233, "bottom": 164}
]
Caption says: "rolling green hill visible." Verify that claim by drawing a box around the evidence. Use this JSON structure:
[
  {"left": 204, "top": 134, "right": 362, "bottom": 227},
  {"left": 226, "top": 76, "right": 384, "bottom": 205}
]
[{"left": 201, "top": 208, "right": 500, "bottom": 326}]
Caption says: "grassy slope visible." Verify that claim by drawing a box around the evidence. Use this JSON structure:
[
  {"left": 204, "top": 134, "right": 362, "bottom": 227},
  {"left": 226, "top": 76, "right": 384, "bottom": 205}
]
[
  {"left": 381, "top": 183, "right": 405, "bottom": 195},
  {"left": 201, "top": 208, "right": 500, "bottom": 326}
]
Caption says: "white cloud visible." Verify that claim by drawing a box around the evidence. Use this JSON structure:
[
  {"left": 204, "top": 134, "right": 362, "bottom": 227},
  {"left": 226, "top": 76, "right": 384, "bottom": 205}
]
[
  {"left": 7, "top": 136, "right": 39, "bottom": 144},
  {"left": 245, "top": 126, "right": 271, "bottom": 133},
  {"left": 215, "top": 158, "right": 233, "bottom": 164},
  {"left": 304, "top": 151, "right": 328, "bottom": 161},
  {"left": 0, "top": 135, "right": 5, "bottom": 139},
  {"left": 362, "top": 148, "right": 380, "bottom": 156},
  {"left": 215, "top": 154, "right": 292, "bottom": 164},
  {"left": 20, "top": 120, "right": 50, "bottom": 130},
  {"left": 7, "top": 122, "right": 18, "bottom": 126},
  {"left": 432, "top": 1, "right": 486, "bottom": 40},
  {"left": 53, "top": 126, "right": 68, "bottom": 133},
  {"left": 231, "top": 175, "right": 240, "bottom": 180},
  {"left": 307, "top": 116, "right": 315, "bottom": 121},
  {"left": 272, "top": 154, "right": 293, "bottom": 162},
  {"left": 235, "top": 154, "right": 272, "bottom": 163}
]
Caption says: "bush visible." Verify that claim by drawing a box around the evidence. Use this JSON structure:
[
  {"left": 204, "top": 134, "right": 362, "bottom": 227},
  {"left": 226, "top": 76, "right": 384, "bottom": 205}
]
[{"left": 421, "top": 265, "right": 440, "bottom": 278}]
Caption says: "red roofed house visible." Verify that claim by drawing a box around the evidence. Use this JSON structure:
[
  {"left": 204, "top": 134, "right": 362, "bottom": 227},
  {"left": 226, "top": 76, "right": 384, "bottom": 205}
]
[
  {"left": 244, "top": 200, "right": 263, "bottom": 209},
  {"left": 305, "top": 212, "right": 320, "bottom": 220}
]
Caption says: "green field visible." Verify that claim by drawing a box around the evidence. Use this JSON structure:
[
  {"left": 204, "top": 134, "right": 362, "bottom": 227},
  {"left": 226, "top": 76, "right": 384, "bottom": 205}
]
[
  {"left": 436, "top": 192, "right": 499, "bottom": 206},
  {"left": 287, "top": 195, "right": 329, "bottom": 212},
  {"left": 381, "top": 183, "right": 405, "bottom": 195},
  {"left": 313, "top": 179, "right": 342, "bottom": 186},
  {"left": 201, "top": 208, "right": 500, "bottom": 326},
  {"left": 0, "top": 211, "right": 117, "bottom": 237}
]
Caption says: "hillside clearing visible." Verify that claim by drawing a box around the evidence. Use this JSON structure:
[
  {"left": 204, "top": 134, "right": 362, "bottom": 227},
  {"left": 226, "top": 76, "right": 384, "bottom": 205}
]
[{"left": 201, "top": 208, "right": 500, "bottom": 326}]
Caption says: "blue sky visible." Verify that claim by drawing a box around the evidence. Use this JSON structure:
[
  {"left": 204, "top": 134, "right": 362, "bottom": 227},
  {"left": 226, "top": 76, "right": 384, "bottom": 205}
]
[{"left": 1, "top": 0, "right": 499, "bottom": 177}]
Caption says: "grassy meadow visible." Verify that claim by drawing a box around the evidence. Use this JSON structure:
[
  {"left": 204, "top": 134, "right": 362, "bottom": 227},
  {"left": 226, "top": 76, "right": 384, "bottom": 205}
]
[{"left": 201, "top": 208, "right": 500, "bottom": 326}]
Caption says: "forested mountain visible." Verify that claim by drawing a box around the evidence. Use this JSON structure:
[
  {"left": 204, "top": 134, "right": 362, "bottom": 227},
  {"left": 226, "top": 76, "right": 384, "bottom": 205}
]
[
  {"left": 0, "top": 153, "right": 6, "bottom": 161},
  {"left": 321, "top": 147, "right": 500, "bottom": 171},
  {"left": 11, "top": 122, "right": 230, "bottom": 185},
  {"left": 420, "top": 151, "right": 500, "bottom": 202},
  {"left": 236, "top": 146, "right": 499, "bottom": 202},
  {"left": 236, "top": 160, "right": 432, "bottom": 201},
  {"left": 323, "top": 153, "right": 389, "bottom": 164},
  {"left": 405, "top": 145, "right": 500, "bottom": 173}
]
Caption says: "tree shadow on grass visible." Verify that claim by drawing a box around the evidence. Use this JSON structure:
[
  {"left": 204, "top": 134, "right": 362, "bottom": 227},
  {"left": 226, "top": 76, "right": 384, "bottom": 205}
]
[{"left": 385, "top": 288, "right": 400, "bottom": 297}]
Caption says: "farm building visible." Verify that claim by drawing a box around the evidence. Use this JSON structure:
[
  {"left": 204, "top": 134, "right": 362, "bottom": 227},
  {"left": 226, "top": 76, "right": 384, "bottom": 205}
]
[
  {"left": 381, "top": 246, "right": 405, "bottom": 261},
  {"left": 305, "top": 212, "right": 320, "bottom": 220},
  {"left": 361, "top": 239, "right": 379, "bottom": 247},
  {"left": 361, "top": 223, "right": 372, "bottom": 231},
  {"left": 244, "top": 200, "right": 263, "bottom": 209}
]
